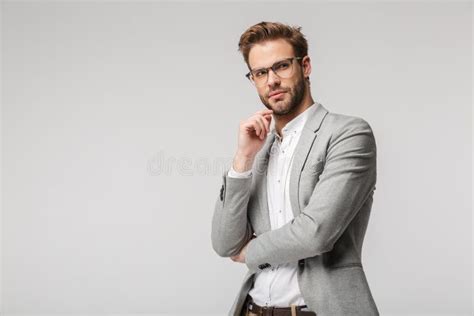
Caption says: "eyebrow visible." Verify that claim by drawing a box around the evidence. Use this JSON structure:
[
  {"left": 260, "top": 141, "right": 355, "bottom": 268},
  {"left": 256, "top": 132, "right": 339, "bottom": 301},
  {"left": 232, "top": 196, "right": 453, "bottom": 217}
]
[{"left": 250, "top": 58, "right": 291, "bottom": 72}]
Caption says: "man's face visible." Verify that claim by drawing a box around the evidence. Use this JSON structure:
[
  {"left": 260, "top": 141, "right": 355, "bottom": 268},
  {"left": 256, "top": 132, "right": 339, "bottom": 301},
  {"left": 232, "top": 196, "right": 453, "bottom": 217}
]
[{"left": 248, "top": 39, "right": 309, "bottom": 116}]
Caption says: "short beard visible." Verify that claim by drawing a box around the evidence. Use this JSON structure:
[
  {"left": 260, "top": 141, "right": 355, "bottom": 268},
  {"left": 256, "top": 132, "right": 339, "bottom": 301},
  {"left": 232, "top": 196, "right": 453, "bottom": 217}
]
[{"left": 260, "top": 73, "right": 306, "bottom": 116}]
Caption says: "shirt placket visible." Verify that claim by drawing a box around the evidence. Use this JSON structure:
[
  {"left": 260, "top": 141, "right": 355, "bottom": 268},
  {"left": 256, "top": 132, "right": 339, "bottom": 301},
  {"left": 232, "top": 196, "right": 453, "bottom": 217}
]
[
  {"left": 277, "top": 134, "right": 291, "bottom": 228},
  {"left": 268, "top": 141, "right": 279, "bottom": 230},
  {"left": 267, "top": 136, "right": 286, "bottom": 305}
]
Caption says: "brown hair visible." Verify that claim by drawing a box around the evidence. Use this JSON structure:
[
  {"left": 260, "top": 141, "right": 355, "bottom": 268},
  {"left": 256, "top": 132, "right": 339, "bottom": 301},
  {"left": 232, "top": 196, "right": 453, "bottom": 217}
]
[{"left": 238, "top": 21, "right": 308, "bottom": 68}]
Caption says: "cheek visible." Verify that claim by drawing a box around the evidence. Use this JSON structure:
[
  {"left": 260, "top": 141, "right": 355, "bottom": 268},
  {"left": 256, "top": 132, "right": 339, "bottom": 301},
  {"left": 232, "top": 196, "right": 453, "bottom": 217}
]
[
  {"left": 281, "top": 82, "right": 294, "bottom": 95},
  {"left": 258, "top": 88, "right": 268, "bottom": 98}
]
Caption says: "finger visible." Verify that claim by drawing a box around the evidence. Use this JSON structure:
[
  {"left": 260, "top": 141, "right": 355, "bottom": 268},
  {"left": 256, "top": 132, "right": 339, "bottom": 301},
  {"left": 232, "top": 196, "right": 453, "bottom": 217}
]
[
  {"left": 256, "top": 109, "right": 273, "bottom": 116},
  {"left": 251, "top": 119, "right": 263, "bottom": 138},
  {"left": 252, "top": 115, "right": 265, "bottom": 134},
  {"left": 258, "top": 114, "right": 271, "bottom": 134},
  {"left": 255, "top": 120, "right": 265, "bottom": 140},
  {"left": 263, "top": 114, "right": 272, "bottom": 123},
  {"left": 242, "top": 119, "right": 260, "bottom": 136},
  {"left": 262, "top": 116, "right": 271, "bottom": 133},
  {"left": 256, "top": 117, "right": 268, "bottom": 140},
  {"left": 262, "top": 113, "right": 273, "bottom": 123},
  {"left": 256, "top": 116, "right": 269, "bottom": 136}
]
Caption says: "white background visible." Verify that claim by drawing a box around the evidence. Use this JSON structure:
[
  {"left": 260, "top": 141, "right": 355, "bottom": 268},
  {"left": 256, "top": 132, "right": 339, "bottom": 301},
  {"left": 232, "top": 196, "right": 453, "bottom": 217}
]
[{"left": 1, "top": 1, "right": 472, "bottom": 315}]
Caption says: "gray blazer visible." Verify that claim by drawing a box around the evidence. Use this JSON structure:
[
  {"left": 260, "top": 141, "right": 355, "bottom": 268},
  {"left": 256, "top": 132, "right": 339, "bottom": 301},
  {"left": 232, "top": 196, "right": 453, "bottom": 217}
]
[{"left": 211, "top": 103, "right": 379, "bottom": 316}]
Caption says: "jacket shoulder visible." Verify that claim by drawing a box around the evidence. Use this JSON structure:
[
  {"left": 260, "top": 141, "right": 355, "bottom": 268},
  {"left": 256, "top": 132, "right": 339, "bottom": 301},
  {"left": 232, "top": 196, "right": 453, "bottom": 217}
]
[
  {"left": 324, "top": 110, "right": 372, "bottom": 129},
  {"left": 321, "top": 110, "right": 374, "bottom": 137}
]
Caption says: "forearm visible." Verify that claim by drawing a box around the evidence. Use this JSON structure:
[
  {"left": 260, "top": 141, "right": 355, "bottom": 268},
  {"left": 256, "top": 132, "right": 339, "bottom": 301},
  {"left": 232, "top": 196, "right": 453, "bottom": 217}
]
[
  {"left": 245, "top": 176, "right": 375, "bottom": 271},
  {"left": 211, "top": 169, "right": 254, "bottom": 257}
]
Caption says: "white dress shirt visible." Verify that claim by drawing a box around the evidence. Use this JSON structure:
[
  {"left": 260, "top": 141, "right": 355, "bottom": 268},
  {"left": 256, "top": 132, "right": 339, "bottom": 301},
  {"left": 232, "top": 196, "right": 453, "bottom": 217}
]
[{"left": 228, "top": 103, "right": 319, "bottom": 307}]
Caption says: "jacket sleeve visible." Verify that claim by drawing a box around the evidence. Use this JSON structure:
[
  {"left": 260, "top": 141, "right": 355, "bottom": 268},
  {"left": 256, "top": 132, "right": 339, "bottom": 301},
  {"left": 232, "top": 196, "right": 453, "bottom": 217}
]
[
  {"left": 244, "top": 118, "right": 377, "bottom": 272},
  {"left": 211, "top": 168, "right": 254, "bottom": 257}
]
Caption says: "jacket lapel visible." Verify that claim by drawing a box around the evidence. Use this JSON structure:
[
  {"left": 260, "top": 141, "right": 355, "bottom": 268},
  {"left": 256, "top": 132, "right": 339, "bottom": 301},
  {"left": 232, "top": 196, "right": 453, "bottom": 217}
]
[
  {"left": 254, "top": 132, "right": 275, "bottom": 233},
  {"left": 288, "top": 103, "right": 329, "bottom": 216}
]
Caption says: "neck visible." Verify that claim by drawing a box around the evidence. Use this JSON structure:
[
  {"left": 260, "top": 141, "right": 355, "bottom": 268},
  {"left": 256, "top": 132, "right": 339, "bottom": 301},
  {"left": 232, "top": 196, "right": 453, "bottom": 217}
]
[{"left": 274, "top": 93, "right": 314, "bottom": 138}]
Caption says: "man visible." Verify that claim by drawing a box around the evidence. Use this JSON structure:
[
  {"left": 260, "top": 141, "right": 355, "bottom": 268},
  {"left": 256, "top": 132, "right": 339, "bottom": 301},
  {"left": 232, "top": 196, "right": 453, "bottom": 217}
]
[{"left": 211, "top": 21, "right": 379, "bottom": 316}]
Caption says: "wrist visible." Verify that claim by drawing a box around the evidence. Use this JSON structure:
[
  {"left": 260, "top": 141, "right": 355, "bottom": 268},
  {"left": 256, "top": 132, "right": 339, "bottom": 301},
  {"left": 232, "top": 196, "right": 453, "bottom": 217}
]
[{"left": 233, "top": 152, "right": 255, "bottom": 173}]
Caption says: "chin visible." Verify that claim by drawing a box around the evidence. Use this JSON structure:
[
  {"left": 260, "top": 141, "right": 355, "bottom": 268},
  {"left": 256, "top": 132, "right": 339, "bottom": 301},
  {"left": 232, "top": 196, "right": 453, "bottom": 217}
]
[
  {"left": 270, "top": 102, "right": 292, "bottom": 115},
  {"left": 272, "top": 101, "right": 287, "bottom": 110}
]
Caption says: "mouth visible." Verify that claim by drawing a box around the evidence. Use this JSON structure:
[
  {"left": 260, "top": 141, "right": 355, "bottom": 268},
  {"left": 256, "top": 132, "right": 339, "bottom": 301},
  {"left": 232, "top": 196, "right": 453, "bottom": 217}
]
[{"left": 269, "top": 90, "right": 286, "bottom": 99}]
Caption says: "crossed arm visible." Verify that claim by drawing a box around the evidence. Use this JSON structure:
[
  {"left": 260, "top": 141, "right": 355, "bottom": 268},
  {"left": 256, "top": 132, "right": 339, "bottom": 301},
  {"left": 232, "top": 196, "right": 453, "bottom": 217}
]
[{"left": 211, "top": 118, "right": 376, "bottom": 273}]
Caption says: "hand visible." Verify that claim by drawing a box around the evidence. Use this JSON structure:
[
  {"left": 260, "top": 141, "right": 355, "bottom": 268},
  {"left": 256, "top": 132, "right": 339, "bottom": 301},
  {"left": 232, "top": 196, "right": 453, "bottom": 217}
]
[
  {"left": 233, "top": 109, "right": 273, "bottom": 172},
  {"left": 230, "top": 241, "right": 250, "bottom": 264}
]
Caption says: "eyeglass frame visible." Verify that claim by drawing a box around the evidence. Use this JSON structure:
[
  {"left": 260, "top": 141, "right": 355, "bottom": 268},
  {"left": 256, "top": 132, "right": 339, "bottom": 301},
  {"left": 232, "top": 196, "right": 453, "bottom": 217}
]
[{"left": 245, "top": 56, "right": 304, "bottom": 85}]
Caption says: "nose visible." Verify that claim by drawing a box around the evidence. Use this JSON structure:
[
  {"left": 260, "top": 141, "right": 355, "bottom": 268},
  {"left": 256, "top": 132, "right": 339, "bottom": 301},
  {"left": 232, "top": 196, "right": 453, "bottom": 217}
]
[{"left": 266, "top": 68, "right": 281, "bottom": 88}]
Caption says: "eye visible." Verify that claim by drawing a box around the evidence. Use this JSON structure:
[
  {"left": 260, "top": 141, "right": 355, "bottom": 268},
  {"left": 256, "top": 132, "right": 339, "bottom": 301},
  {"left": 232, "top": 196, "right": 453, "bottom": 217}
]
[
  {"left": 253, "top": 70, "right": 267, "bottom": 78},
  {"left": 276, "top": 62, "right": 291, "bottom": 70}
]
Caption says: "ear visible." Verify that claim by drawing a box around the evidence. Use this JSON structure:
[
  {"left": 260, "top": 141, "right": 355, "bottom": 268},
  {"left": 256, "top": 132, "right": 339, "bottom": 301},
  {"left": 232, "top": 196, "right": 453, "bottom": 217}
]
[{"left": 302, "top": 56, "right": 312, "bottom": 78}]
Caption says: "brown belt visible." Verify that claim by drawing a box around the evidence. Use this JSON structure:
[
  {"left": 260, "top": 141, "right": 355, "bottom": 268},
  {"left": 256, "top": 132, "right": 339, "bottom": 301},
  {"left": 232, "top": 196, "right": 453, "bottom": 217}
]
[{"left": 244, "top": 295, "right": 317, "bottom": 316}]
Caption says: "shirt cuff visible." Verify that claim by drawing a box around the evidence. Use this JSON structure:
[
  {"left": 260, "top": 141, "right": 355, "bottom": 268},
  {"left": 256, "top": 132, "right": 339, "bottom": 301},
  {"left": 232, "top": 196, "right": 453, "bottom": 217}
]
[{"left": 227, "top": 165, "right": 252, "bottom": 178}]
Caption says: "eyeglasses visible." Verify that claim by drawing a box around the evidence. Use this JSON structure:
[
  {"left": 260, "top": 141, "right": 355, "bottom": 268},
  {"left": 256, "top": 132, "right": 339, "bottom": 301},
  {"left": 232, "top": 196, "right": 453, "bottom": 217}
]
[{"left": 245, "top": 57, "right": 303, "bottom": 87}]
